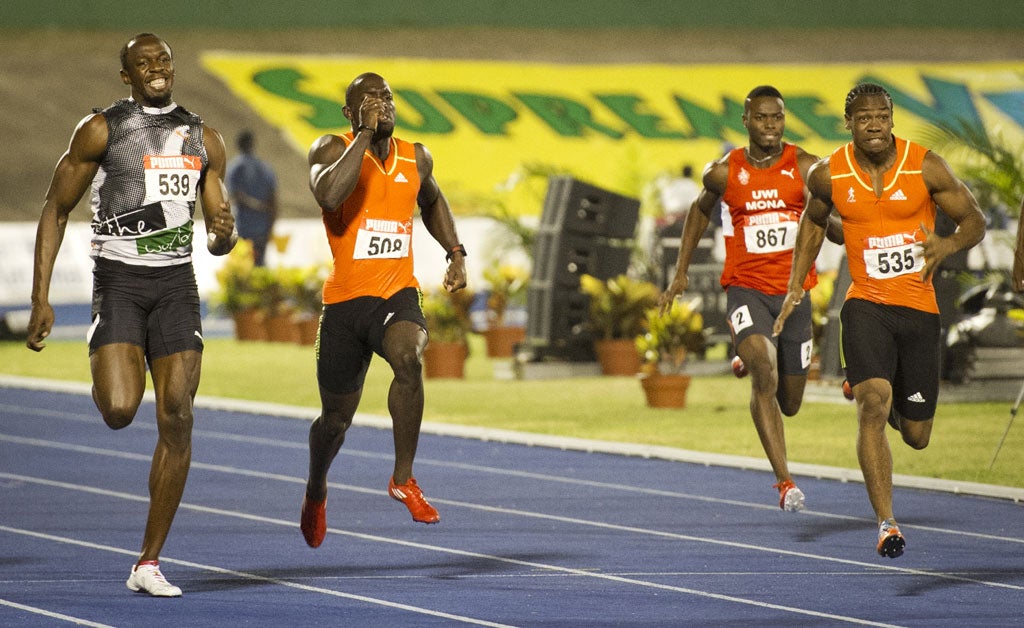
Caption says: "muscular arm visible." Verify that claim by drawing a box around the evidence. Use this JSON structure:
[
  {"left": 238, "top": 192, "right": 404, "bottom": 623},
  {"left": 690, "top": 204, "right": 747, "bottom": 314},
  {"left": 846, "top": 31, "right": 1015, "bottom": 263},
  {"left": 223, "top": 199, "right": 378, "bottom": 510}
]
[
  {"left": 200, "top": 125, "right": 237, "bottom": 256},
  {"left": 796, "top": 147, "right": 843, "bottom": 245},
  {"left": 27, "top": 114, "right": 107, "bottom": 351},
  {"left": 658, "top": 158, "right": 725, "bottom": 310},
  {"left": 415, "top": 143, "right": 466, "bottom": 293},
  {"left": 773, "top": 158, "right": 832, "bottom": 336},
  {"left": 308, "top": 130, "right": 374, "bottom": 212},
  {"left": 919, "top": 151, "right": 986, "bottom": 282}
]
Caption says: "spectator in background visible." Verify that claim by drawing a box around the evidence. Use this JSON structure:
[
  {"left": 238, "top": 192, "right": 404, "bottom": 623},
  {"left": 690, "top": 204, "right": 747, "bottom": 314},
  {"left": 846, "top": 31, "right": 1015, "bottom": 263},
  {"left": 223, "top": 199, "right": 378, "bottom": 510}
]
[
  {"left": 226, "top": 129, "right": 278, "bottom": 266},
  {"left": 657, "top": 164, "right": 699, "bottom": 228}
]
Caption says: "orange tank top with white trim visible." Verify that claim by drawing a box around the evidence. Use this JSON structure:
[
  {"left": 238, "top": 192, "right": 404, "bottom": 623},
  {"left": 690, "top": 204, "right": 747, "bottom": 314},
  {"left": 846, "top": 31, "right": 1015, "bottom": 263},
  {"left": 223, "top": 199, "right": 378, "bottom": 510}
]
[
  {"left": 829, "top": 137, "right": 937, "bottom": 313},
  {"left": 321, "top": 134, "right": 422, "bottom": 304}
]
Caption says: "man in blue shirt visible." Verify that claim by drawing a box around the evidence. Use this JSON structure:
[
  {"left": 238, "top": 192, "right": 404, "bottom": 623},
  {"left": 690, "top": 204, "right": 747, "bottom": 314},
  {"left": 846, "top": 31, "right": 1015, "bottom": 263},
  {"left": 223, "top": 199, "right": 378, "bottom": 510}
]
[{"left": 226, "top": 130, "right": 278, "bottom": 265}]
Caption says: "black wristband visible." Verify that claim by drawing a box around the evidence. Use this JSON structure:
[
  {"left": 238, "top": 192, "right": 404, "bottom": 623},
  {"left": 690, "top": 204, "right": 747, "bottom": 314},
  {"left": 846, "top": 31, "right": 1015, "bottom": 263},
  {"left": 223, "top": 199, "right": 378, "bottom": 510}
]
[
  {"left": 357, "top": 124, "right": 376, "bottom": 134},
  {"left": 445, "top": 244, "right": 467, "bottom": 263}
]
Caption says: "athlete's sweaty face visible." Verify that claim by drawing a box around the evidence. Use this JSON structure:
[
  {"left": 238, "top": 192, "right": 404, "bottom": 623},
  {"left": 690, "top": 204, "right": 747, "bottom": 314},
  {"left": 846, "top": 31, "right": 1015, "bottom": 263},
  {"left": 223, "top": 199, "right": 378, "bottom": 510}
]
[
  {"left": 846, "top": 94, "right": 894, "bottom": 158},
  {"left": 120, "top": 36, "right": 174, "bottom": 108},
  {"left": 743, "top": 96, "right": 786, "bottom": 153}
]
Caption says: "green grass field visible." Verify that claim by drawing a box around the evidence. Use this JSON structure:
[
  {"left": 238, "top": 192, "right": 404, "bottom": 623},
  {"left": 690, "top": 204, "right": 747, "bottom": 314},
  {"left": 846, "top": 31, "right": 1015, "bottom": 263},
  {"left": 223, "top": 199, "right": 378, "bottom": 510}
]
[{"left": 3, "top": 336, "right": 1022, "bottom": 489}]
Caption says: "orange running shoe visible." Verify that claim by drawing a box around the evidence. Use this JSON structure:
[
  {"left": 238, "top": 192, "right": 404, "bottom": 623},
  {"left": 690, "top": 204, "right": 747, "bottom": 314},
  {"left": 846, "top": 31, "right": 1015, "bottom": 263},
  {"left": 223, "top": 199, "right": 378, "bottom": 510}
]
[
  {"left": 877, "top": 518, "right": 906, "bottom": 558},
  {"left": 388, "top": 477, "right": 440, "bottom": 524},
  {"left": 773, "top": 479, "right": 805, "bottom": 512},
  {"left": 300, "top": 495, "right": 327, "bottom": 548}
]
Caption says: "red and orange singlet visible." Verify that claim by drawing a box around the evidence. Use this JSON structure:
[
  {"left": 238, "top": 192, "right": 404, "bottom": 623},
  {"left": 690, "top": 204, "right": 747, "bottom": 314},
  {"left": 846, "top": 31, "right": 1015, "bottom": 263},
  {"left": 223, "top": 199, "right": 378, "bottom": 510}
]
[{"left": 720, "top": 143, "right": 817, "bottom": 295}]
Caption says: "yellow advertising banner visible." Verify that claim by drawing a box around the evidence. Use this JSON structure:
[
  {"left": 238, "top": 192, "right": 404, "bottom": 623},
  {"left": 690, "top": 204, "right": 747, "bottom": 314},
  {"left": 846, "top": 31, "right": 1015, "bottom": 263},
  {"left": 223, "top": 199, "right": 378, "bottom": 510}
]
[{"left": 200, "top": 54, "right": 1024, "bottom": 215}]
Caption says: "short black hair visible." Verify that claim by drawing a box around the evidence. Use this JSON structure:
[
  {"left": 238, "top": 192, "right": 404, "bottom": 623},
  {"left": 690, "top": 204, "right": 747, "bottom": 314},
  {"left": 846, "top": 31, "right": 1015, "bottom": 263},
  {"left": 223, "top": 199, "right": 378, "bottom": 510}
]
[
  {"left": 120, "top": 33, "right": 170, "bottom": 71},
  {"left": 844, "top": 82, "right": 893, "bottom": 116},
  {"left": 746, "top": 85, "right": 784, "bottom": 102},
  {"left": 237, "top": 130, "right": 255, "bottom": 152}
]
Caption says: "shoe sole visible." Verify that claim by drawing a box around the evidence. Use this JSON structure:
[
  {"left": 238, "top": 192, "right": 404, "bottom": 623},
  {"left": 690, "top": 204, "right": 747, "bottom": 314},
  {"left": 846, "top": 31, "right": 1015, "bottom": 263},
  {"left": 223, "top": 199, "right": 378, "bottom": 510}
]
[
  {"left": 877, "top": 532, "right": 906, "bottom": 558},
  {"left": 782, "top": 487, "right": 805, "bottom": 512}
]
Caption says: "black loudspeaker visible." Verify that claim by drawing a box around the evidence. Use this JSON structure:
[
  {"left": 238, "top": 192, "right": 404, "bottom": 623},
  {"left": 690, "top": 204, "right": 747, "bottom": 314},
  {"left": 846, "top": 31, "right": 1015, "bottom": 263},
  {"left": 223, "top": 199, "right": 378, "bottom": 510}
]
[
  {"left": 539, "top": 176, "right": 640, "bottom": 239},
  {"left": 524, "top": 177, "right": 640, "bottom": 361}
]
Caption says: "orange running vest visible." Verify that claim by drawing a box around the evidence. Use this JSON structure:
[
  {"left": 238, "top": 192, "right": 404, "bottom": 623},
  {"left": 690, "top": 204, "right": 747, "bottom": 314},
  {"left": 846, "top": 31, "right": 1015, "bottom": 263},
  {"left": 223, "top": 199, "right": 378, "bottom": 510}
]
[
  {"left": 321, "top": 134, "right": 422, "bottom": 304},
  {"left": 720, "top": 143, "right": 817, "bottom": 295},
  {"left": 829, "top": 137, "right": 938, "bottom": 313}
]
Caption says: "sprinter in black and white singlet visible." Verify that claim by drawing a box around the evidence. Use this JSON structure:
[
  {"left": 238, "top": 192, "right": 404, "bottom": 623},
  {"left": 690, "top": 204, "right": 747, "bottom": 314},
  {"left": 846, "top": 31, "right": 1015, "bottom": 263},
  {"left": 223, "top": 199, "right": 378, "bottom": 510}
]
[{"left": 26, "top": 33, "right": 237, "bottom": 597}]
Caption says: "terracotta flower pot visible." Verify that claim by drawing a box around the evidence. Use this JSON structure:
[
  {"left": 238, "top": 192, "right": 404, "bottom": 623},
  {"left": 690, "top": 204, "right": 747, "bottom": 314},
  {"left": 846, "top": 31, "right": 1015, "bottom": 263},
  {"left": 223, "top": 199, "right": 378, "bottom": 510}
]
[
  {"left": 232, "top": 307, "right": 269, "bottom": 342},
  {"left": 423, "top": 340, "right": 468, "bottom": 379},
  {"left": 594, "top": 338, "right": 641, "bottom": 376},
  {"left": 640, "top": 373, "right": 691, "bottom": 408},
  {"left": 265, "top": 312, "right": 301, "bottom": 343},
  {"left": 483, "top": 325, "right": 526, "bottom": 358}
]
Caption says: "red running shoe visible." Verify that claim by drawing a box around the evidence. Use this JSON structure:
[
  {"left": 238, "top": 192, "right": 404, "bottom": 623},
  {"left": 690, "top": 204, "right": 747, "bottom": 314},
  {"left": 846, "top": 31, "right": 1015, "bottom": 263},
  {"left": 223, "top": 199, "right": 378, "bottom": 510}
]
[
  {"left": 388, "top": 477, "right": 440, "bottom": 524},
  {"left": 842, "top": 379, "right": 855, "bottom": 400},
  {"left": 300, "top": 495, "right": 327, "bottom": 548},
  {"left": 731, "top": 356, "right": 748, "bottom": 378}
]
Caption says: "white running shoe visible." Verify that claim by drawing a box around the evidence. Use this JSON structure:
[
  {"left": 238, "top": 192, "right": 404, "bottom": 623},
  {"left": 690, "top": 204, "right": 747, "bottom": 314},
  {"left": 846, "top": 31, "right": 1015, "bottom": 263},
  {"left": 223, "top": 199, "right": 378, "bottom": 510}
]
[
  {"left": 773, "top": 480, "right": 805, "bottom": 512},
  {"left": 126, "top": 562, "right": 182, "bottom": 597}
]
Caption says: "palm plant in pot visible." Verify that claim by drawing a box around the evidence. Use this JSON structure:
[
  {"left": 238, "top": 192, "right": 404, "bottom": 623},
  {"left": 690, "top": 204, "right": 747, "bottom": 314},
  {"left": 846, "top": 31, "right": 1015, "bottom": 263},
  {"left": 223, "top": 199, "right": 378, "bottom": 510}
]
[
  {"left": 635, "top": 298, "right": 707, "bottom": 408},
  {"left": 578, "top": 273, "right": 661, "bottom": 375}
]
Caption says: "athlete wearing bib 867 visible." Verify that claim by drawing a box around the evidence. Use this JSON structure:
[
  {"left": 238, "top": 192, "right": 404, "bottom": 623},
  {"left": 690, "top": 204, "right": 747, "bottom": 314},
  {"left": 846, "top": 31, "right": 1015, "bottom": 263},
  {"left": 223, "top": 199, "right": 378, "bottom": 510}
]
[
  {"left": 300, "top": 72, "right": 467, "bottom": 547},
  {"left": 661, "top": 85, "right": 843, "bottom": 515},
  {"left": 773, "top": 83, "right": 985, "bottom": 559}
]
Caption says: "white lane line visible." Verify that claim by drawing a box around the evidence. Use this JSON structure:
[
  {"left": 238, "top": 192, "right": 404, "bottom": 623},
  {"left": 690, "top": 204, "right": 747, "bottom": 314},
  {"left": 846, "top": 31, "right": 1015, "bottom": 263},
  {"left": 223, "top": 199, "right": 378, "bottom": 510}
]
[
  {"left": 0, "top": 509, "right": 897, "bottom": 628},
  {"left": 0, "top": 599, "right": 114, "bottom": 627},
  {"left": 3, "top": 377, "right": 1022, "bottom": 503},
  {"left": 4, "top": 429, "right": 1023, "bottom": 549},
  {"left": 0, "top": 524, "right": 512, "bottom": 627},
  {"left": 4, "top": 437, "right": 1024, "bottom": 591}
]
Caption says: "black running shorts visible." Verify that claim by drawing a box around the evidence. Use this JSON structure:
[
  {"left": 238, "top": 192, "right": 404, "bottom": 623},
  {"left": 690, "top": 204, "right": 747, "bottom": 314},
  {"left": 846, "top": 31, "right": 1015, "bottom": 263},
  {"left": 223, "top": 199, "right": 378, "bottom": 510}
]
[
  {"left": 316, "top": 287, "right": 427, "bottom": 394},
  {"left": 840, "top": 298, "right": 940, "bottom": 421},
  {"left": 726, "top": 285, "right": 813, "bottom": 376},
  {"left": 88, "top": 258, "right": 203, "bottom": 359}
]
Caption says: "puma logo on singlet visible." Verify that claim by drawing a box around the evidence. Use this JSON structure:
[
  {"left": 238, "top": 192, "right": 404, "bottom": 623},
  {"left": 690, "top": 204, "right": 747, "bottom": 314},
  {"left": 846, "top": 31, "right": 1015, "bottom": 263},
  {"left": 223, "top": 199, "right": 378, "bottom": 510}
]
[{"left": 780, "top": 168, "right": 795, "bottom": 179}]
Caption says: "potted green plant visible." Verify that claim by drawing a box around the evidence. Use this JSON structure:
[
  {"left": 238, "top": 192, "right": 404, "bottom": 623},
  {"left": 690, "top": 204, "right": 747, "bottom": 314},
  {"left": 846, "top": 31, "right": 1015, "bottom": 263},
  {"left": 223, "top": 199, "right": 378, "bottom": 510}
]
[
  {"left": 635, "top": 298, "right": 707, "bottom": 408},
  {"left": 481, "top": 262, "right": 529, "bottom": 357},
  {"left": 292, "top": 263, "right": 330, "bottom": 345},
  {"left": 213, "top": 240, "right": 269, "bottom": 341},
  {"left": 578, "top": 273, "right": 660, "bottom": 375},
  {"left": 421, "top": 287, "right": 475, "bottom": 378}
]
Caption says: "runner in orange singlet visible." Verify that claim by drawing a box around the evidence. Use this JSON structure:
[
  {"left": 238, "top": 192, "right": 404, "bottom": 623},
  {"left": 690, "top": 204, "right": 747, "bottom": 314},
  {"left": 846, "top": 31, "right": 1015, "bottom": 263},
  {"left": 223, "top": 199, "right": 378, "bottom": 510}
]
[
  {"left": 774, "top": 83, "right": 985, "bottom": 559},
  {"left": 661, "top": 86, "right": 842, "bottom": 513},
  {"left": 299, "top": 73, "right": 467, "bottom": 547}
]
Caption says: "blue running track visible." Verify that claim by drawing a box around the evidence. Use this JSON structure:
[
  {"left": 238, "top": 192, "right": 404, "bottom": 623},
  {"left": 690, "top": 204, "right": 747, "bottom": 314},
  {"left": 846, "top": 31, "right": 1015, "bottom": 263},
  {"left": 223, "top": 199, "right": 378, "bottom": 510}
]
[{"left": 2, "top": 378, "right": 1023, "bottom": 627}]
